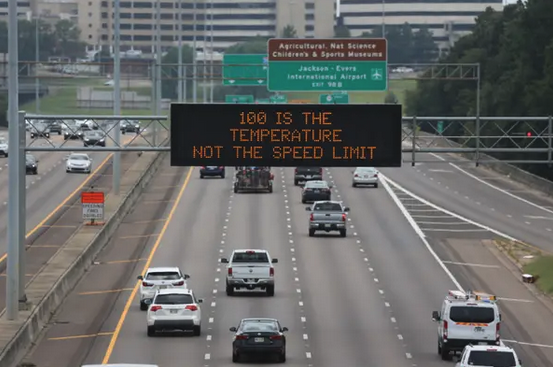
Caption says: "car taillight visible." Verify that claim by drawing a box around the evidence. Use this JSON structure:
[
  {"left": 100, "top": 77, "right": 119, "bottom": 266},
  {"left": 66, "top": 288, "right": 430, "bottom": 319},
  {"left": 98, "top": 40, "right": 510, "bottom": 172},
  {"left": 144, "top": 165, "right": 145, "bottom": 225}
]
[
  {"left": 496, "top": 322, "right": 500, "bottom": 340},
  {"left": 342, "top": 214, "right": 346, "bottom": 221},
  {"left": 270, "top": 335, "right": 282, "bottom": 340},
  {"left": 218, "top": 166, "right": 223, "bottom": 169},
  {"left": 228, "top": 267, "right": 233, "bottom": 276},
  {"left": 294, "top": 168, "right": 298, "bottom": 174},
  {"left": 173, "top": 280, "right": 184, "bottom": 286},
  {"left": 142, "top": 281, "right": 153, "bottom": 287},
  {"left": 319, "top": 168, "right": 323, "bottom": 175},
  {"left": 235, "top": 335, "right": 248, "bottom": 340},
  {"left": 443, "top": 320, "right": 448, "bottom": 339},
  {"left": 354, "top": 174, "right": 359, "bottom": 177},
  {"left": 185, "top": 305, "right": 198, "bottom": 311},
  {"left": 150, "top": 305, "right": 162, "bottom": 312},
  {"left": 309, "top": 213, "right": 314, "bottom": 221},
  {"left": 269, "top": 267, "right": 274, "bottom": 277},
  {"left": 201, "top": 166, "right": 205, "bottom": 169}
]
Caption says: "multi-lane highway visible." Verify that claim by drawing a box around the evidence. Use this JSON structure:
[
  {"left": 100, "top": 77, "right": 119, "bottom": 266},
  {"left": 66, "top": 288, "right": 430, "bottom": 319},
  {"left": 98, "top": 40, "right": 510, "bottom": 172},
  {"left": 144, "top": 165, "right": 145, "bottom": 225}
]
[
  {"left": 20, "top": 164, "right": 553, "bottom": 367},
  {"left": 384, "top": 152, "right": 553, "bottom": 250}
]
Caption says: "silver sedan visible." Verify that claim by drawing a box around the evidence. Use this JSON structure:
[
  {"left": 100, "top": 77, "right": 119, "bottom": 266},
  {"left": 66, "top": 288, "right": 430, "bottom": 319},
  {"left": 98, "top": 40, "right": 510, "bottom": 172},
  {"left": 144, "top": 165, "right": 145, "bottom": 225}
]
[{"left": 352, "top": 167, "right": 379, "bottom": 188}]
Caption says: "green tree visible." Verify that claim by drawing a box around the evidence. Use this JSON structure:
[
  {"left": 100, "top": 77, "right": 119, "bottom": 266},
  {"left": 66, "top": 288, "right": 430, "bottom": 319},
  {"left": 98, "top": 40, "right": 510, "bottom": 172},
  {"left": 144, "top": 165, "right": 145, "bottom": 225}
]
[
  {"left": 160, "top": 45, "right": 194, "bottom": 100},
  {"left": 53, "top": 19, "right": 85, "bottom": 58},
  {"left": 384, "top": 91, "right": 398, "bottom": 104},
  {"left": 281, "top": 25, "right": 297, "bottom": 38},
  {"left": 334, "top": 25, "right": 351, "bottom": 38}
]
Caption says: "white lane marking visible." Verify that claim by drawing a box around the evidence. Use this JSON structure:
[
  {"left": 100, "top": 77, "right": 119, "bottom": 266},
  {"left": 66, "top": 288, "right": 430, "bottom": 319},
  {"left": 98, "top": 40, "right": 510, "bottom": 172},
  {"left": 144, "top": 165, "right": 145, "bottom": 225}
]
[
  {"left": 209, "top": 317, "right": 214, "bottom": 323},
  {"left": 379, "top": 289, "right": 384, "bottom": 294},
  {"left": 359, "top": 248, "right": 364, "bottom": 252},
  {"left": 300, "top": 316, "right": 307, "bottom": 323},
  {"left": 363, "top": 258, "right": 369, "bottom": 262},
  {"left": 212, "top": 289, "right": 217, "bottom": 294},
  {"left": 391, "top": 317, "right": 396, "bottom": 323},
  {"left": 306, "top": 352, "right": 312, "bottom": 359},
  {"left": 216, "top": 268, "right": 220, "bottom": 272},
  {"left": 406, "top": 353, "right": 412, "bottom": 359},
  {"left": 385, "top": 302, "right": 390, "bottom": 307},
  {"left": 204, "top": 353, "right": 210, "bottom": 360},
  {"left": 219, "top": 249, "right": 223, "bottom": 253},
  {"left": 211, "top": 301, "right": 216, "bottom": 307},
  {"left": 398, "top": 334, "right": 404, "bottom": 340},
  {"left": 292, "top": 257, "right": 296, "bottom": 261},
  {"left": 525, "top": 221, "right": 531, "bottom": 225},
  {"left": 502, "top": 339, "right": 553, "bottom": 348},
  {"left": 299, "top": 301, "right": 303, "bottom": 306},
  {"left": 206, "top": 335, "right": 212, "bottom": 341},
  {"left": 547, "top": 228, "right": 552, "bottom": 232},
  {"left": 524, "top": 215, "right": 553, "bottom": 220},
  {"left": 433, "top": 154, "right": 553, "bottom": 215},
  {"left": 497, "top": 297, "right": 534, "bottom": 303},
  {"left": 374, "top": 278, "right": 379, "bottom": 283},
  {"left": 290, "top": 248, "right": 295, "bottom": 252},
  {"left": 442, "top": 261, "right": 500, "bottom": 269},
  {"left": 296, "top": 289, "right": 302, "bottom": 293},
  {"left": 379, "top": 174, "right": 464, "bottom": 291},
  {"left": 294, "top": 277, "right": 299, "bottom": 282},
  {"left": 214, "top": 278, "right": 219, "bottom": 282},
  {"left": 303, "top": 334, "right": 308, "bottom": 340}
]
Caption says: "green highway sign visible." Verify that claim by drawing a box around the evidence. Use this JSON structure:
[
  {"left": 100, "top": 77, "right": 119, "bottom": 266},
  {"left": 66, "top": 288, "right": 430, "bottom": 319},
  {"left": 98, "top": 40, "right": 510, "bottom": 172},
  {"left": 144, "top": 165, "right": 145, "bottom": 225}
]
[
  {"left": 319, "top": 93, "right": 350, "bottom": 104},
  {"left": 255, "top": 98, "right": 270, "bottom": 103},
  {"left": 267, "top": 38, "right": 387, "bottom": 92},
  {"left": 225, "top": 95, "right": 255, "bottom": 103},
  {"left": 223, "top": 54, "right": 268, "bottom": 86},
  {"left": 437, "top": 121, "right": 444, "bottom": 134},
  {"left": 270, "top": 95, "right": 288, "bottom": 103}
]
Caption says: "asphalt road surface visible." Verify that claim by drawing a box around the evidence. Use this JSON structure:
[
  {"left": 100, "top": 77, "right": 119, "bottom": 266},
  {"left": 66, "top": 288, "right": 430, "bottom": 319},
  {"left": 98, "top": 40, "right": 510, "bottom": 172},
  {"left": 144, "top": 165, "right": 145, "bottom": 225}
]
[
  {"left": 20, "top": 166, "right": 553, "bottom": 367},
  {"left": 385, "top": 151, "right": 553, "bottom": 251}
]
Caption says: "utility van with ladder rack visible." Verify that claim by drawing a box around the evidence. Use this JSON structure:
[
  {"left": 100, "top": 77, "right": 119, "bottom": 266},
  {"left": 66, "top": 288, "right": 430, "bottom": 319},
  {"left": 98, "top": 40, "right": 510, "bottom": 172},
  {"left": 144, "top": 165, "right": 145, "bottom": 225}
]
[{"left": 432, "top": 290, "right": 501, "bottom": 360}]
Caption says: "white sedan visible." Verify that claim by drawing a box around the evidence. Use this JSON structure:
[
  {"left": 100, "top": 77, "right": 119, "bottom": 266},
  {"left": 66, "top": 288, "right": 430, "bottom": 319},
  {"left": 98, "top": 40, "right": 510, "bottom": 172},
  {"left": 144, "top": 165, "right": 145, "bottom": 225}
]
[
  {"left": 146, "top": 288, "right": 203, "bottom": 337},
  {"left": 352, "top": 167, "right": 379, "bottom": 188},
  {"left": 65, "top": 153, "right": 93, "bottom": 173}
]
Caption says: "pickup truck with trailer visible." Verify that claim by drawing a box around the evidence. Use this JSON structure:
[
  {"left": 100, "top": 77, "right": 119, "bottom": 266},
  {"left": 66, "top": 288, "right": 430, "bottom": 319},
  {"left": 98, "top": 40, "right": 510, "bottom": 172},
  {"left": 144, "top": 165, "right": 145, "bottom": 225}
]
[
  {"left": 221, "top": 249, "right": 278, "bottom": 297},
  {"left": 306, "top": 201, "right": 350, "bottom": 237}
]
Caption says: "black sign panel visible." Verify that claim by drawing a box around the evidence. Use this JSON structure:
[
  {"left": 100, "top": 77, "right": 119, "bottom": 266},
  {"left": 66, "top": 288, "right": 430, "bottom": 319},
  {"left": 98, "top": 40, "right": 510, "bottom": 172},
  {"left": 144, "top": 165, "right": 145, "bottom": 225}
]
[{"left": 170, "top": 103, "right": 402, "bottom": 167}]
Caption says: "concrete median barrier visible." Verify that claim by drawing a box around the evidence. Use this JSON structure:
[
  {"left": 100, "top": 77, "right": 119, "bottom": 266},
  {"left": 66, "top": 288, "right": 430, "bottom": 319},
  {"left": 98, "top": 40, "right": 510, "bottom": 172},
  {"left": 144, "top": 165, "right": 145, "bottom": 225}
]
[{"left": 0, "top": 139, "right": 169, "bottom": 367}]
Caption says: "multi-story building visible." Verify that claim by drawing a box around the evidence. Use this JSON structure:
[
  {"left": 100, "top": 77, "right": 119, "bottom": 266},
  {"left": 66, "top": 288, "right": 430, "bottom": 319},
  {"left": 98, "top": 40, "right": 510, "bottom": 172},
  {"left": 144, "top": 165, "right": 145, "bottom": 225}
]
[
  {"left": 0, "top": 0, "right": 32, "bottom": 20},
  {"left": 339, "top": 0, "right": 503, "bottom": 53},
  {"left": 78, "top": 0, "right": 335, "bottom": 54}
]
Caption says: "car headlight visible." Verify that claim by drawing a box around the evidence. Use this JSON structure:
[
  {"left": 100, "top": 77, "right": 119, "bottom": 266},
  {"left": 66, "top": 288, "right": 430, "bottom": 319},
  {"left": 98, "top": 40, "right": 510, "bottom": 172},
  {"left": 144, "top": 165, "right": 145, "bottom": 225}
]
[
  {"left": 100, "top": 139, "right": 105, "bottom": 142},
  {"left": 84, "top": 138, "right": 89, "bottom": 141}
]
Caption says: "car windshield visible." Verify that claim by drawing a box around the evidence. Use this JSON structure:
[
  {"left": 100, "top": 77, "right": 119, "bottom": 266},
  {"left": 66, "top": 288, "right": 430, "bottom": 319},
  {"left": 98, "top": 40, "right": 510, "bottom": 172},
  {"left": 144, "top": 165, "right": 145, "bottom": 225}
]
[
  {"left": 241, "top": 321, "right": 279, "bottom": 333},
  {"left": 69, "top": 155, "right": 89, "bottom": 161},
  {"left": 296, "top": 167, "right": 320, "bottom": 173},
  {"left": 154, "top": 294, "right": 193, "bottom": 305},
  {"left": 313, "top": 202, "right": 342, "bottom": 211},
  {"left": 467, "top": 351, "right": 516, "bottom": 366},
  {"left": 26, "top": 155, "right": 36, "bottom": 163},
  {"left": 305, "top": 181, "right": 328, "bottom": 188},
  {"left": 0, "top": 138, "right": 6, "bottom": 144},
  {"left": 145, "top": 271, "right": 181, "bottom": 280},
  {"left": 356, "top": 167, "right": 376, "bottom": 174},
  {"left": 85, "top": 132, "right": 102, "bottom": 138},
  {"left": 232, "top": 252, "right": 269, "bottom": 263},
  {"left": 449, "top": 306, "right": 495, "bottom": 323}
]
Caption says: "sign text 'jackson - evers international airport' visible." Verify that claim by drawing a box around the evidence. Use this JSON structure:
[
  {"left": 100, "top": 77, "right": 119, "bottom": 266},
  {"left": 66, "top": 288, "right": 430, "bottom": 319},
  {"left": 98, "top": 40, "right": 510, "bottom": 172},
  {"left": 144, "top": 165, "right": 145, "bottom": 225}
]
[{"left": 170, "top": 103, "right": 402, "bottom": 167}]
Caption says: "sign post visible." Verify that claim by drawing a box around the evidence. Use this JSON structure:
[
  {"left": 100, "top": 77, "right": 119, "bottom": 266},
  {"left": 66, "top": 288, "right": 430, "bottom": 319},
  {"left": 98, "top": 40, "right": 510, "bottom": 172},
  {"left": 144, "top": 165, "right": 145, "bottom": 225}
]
[
  {"left": 267, "top": 38, "right": 387, "bottom": 92},
  {"left": 319, "top": 93, "right": 350, "bottom": 104},
  {"left": 225, "top": 95, "right": 255, "bottom": 104},
  {"left": 270, "top": 95, "right": 288, "bottom": 104},
  {"left": 81, "top": 191, "right": 105, "bottom": 226},
  {"left": 223, "top": 54, "right": 268, "bottom": 86}
]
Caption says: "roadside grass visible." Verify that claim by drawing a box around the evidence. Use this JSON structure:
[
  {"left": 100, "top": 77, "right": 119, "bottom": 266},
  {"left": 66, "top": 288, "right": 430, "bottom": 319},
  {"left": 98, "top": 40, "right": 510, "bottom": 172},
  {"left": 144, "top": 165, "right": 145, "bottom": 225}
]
[
  {"left": 284, "top": 79, "right": 416, "bottom": 104},
  {"left": 522, "top": 255, "right": 553, "bottom": 295}
]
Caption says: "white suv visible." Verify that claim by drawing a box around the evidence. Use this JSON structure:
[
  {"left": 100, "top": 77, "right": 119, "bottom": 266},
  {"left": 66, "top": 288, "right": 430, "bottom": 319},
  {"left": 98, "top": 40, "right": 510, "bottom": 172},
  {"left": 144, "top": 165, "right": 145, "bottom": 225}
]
[
  {"left": 137, "top": 267, "right": 190, "bottom": 310},
  {"left": 433, "top": 290, "right": 501, "bottom": 360},
  {"left": 146, "top": 288, "right": 203, "bottom": 337},
  {"left": 456, "top": 344, "right": 521, "bottom": 366}
]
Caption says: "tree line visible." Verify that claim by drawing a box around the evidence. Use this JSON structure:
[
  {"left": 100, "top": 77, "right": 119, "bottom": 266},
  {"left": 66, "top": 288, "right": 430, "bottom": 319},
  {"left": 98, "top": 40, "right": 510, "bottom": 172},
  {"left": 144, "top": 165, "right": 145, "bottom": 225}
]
[
  {"left": 406, "top": 0, "right": 553, "bottom": 181},
  {"left": 0, "top": 19, "right": 86, "bottom": 61}
]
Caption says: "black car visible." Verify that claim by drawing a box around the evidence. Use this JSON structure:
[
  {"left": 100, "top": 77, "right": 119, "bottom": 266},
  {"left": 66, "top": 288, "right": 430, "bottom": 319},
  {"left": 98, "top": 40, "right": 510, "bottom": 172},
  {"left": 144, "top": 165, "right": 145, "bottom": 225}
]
[
  {"left": 47, "top": 120, "right": 62, "bottom": 135},
  {"left": 25, "top": 154, "right": 38, "bottom": 175},
  {"left": 83, "top": 131, "right": 106, "bottom": 147},
  {"left": 121, "top": 120, "right": 140, "bottom": 134},
  {"left": 200, "top": 166, "right": 225, "bottom": 178},
  {"left": 63, "top": 125, "right": 84, "bottom": 140},
  {"left": 294, "top": 166, "right": 323, "bottom": 186},
  {"left": 230, "top": 318, "right": 287, "bottom": 363},
  {"left": 30, "top": 123, "right": 51, "bottom": 139},
  {"left": 301, "top": 180, "right": 332, "bottom": 203}
]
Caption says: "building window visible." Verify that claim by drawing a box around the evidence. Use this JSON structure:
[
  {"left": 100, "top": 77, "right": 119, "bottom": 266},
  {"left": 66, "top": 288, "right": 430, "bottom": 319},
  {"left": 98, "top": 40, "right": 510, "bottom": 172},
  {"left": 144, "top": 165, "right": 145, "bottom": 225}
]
[
  {"left": 133, "top": 1, "right": 152, "bottom": 8},
  {"left": 134, "top": 13, "right": 152, "bottom": 19},
  {"left": 101, "top": 12, "right": 108, "bottom": 18},
  {"left": 134, "top": 35, "right": 152, "bottom": 41},
  {"left": 101, "top": 35, "right": 108, "bottom": 41},
  {"left": 102, "top": 23, "right": 107, "bottom": 28}
]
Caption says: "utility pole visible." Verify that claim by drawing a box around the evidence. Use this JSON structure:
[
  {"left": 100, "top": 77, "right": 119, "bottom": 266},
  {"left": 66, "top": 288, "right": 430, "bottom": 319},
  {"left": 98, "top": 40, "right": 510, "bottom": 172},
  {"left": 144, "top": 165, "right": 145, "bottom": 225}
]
[
  {"left": 35, "top": 15, "right": 40, "bottom": 112},
  {"left": 7, "top": 0, "right": 22, "bottom": 320},
  {"left": 202, "top": 1, "right": 207, "bottom": 103},
  {"left": 209, "top": 0, "right": 214, "bottom": 103},
  {"left": 154, "top": 0, "right": 161, "bottom": 145},
  {"left": 177, "top": 0, "right": 183, "bottom": 102},
  {"left": 113, "top": 0, "right": 121, "bottom": 195},
  {"left": 192, "top": 0, "right": 197, "bottom": 103},
  {"left": 381, "top": 0, "right": 386, "bottom": 36}
]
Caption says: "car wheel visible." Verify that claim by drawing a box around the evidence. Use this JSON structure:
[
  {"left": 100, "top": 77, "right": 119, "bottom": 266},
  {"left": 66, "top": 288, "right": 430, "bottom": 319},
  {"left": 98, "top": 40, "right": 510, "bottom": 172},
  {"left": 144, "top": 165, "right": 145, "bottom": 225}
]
[
  {"left": 122, "top": 131, "right": 126, "bottom": 135},
  {"left": 200, "top": 175, "right": 204, "bottom": 179},
  {"left": 268, "top": 185, "right": 273, "bottom": 193},
  {"left": 147, "top": 326, "right": 155, "bottom": 337},
  {"left": 278, "top": 351, "right": 286, "bottom": 363},
  {"left": 232, "top": 353, "right": 239, "bottom": 363},
  {"left": 301, "top": 198, "right": 306, "bottom": 204},
  {"left": 308, "top": 229, "right": 315, "bottom": 237},
  {"left": 340, "top": 229, "right": 347, "bottom": 237},
  {"left": 140, "top": 301, "right": 148, "bottom": 311},
  {"left": 440, "top": 344, "right": 449, "bottom": 360},
  {"left": 294, "top": 179, "right": 299, "bottom": 186},
  {"left": 34, "top": 170, "right": 38, "bottom": 175},
  {"left": 58, "top": 132, "right": 61, "bottom": 135},
  {"left": 374, "top": 183, "right": 379, "bottom": 188},
  {"left": 193, "top": 325, "right": 201, "bottom": 336},
  {"left": 221, "top": 173, "right": 225, "bottom": 179},
  {"left": 437, "top": 342, "right": 442, "bottom": 355},
  {"left": 266, "top": 285, "right": 275, "bottom": 297},
  {"left": 66, "top": 169, "right": 70, "bottom": 173},
  {"left": 352, "top": 183, "right": 357, "bottom": 187},
  {"left": 226, "top": 283, "right": 234, "bottom": 296}
]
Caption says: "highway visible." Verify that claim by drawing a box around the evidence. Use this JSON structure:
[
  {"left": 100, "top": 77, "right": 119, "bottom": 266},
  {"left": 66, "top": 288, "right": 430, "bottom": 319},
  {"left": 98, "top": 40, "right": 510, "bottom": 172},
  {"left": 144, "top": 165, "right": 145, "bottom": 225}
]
[
  {"left": 0, "top": 130, "right": 153, "bottom": 311},
  {"left": 384, "top": 152, "right": 553, "bottom": 251},
  {"left": 20, "top": 165, "right": 553, "bottom": 367}
]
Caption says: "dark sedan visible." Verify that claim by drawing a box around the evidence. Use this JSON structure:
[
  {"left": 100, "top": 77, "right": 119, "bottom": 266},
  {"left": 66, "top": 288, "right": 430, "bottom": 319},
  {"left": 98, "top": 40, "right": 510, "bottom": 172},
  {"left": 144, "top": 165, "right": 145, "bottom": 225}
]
[
  {"left": 63, "top": 125, "right": 84, "bottom": 140},
  {"left": 200, "top": 166, "right": 225, "bottom": 179},
  {"left": 230, "top": 318, "right": 287, "bottom": 363},
  {"left": 83, "top": 131, "right": 106, "bottom": 147},
  {"left": 30, "top": 123, "right": 51, "bottom": 139},
  {"left": 301, "top": 180, "right": 332, "bottom": 203},
  {"left": 121, "top": 120, "right": 140, "bottom": 134},
  {"left": 26, "top": 154, "right": 38, "bottom": 175}
]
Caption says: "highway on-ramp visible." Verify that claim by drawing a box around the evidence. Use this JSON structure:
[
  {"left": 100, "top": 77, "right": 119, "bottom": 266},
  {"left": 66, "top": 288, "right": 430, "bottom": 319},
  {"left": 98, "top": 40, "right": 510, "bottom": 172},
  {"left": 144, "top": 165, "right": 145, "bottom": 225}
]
[{"left": 20, "top": 166, "right": 553, "bottom": 367}]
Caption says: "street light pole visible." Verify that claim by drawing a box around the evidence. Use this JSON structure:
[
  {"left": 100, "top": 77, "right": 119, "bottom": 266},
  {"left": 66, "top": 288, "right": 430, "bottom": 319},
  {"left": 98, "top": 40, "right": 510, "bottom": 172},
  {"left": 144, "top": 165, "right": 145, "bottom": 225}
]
[
  {"left": 209, "top": 0, "right": 214, "bottom": 103},
  {"left": 154, "top": 0, "right": 161, "bottom": 145},
  {"left": 202, "top": 2, "right": 207, "bottom": 103},
  {"left": 35, "top": 15, "right": 40, "bottom": 113},
  {"left": 381, "top": 0, "right": 386, "bottom": 37},
  {"left": 177, "top": 0, "right": 183, "bottom": 102},
  {"left": 192, "top": 0, "right": 197, "bottom": 103},
  {"left": 113, "top": 0, "right": 121, "bottom": 195}
]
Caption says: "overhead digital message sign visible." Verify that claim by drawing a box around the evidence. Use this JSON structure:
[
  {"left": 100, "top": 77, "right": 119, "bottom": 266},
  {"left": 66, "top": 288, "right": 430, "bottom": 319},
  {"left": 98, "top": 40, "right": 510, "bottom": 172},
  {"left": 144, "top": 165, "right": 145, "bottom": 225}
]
[{"left": 170, "top": 103, "right": 402, "bottom": 167}]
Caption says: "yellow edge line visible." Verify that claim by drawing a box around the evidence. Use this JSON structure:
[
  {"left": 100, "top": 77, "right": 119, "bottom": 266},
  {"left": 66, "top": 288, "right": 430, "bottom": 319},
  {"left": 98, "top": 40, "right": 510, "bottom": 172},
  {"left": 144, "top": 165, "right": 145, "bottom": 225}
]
[
  {"left": 102, "top": 166, "right": 194, "bottom": 364},
  {"left": 0, "top": 137, "right": 133, "bottom": 265}
]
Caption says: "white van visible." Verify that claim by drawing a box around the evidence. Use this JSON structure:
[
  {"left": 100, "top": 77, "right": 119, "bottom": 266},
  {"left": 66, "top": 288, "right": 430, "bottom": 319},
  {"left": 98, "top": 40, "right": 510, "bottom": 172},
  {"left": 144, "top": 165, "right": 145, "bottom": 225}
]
[{"left": 432, "top": 290, "right": 501, "bottom": 360}]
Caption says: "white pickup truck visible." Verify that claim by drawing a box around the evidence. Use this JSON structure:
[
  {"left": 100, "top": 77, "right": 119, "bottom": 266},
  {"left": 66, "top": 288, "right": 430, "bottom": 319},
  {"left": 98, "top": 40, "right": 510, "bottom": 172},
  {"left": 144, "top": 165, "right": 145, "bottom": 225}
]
[{"left": 221, "top": 249, "right": 278, "bottom": 297}]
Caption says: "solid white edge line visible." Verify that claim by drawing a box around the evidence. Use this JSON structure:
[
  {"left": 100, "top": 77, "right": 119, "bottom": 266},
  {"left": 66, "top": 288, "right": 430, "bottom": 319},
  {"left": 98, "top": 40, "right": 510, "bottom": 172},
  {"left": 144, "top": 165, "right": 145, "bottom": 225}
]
[
  {"left": 380, "top": 173, "right": 519, "bottom": 243},
  {"left": 431, "top": 152, "right": 553, "bottom": 216},
  {"left": 379, "top": 174, "right": 465, "bottom": 291}
]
